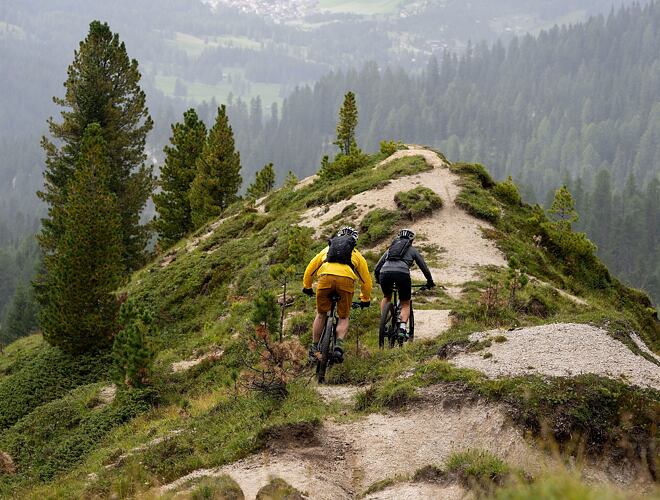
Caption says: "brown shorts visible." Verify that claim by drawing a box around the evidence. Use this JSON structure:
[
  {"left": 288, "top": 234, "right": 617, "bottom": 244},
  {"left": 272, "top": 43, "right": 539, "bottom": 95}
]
[{"left": 316, "top": 274, "right": 355, "bottom": 319}]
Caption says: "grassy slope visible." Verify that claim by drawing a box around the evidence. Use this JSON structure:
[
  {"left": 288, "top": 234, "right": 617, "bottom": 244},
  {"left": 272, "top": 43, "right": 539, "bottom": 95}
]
[{"left": 0, "top": 150, "right": 657, "bottom": 498}]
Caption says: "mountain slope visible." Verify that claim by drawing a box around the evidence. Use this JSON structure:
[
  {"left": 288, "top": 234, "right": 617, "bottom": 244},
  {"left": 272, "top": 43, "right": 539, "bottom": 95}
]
[{"left": 0, "top": 146, "right": 658, "bottom": 499}]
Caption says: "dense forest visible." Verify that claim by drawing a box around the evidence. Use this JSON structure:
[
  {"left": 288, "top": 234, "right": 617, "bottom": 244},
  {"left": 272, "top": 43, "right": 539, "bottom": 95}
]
[{"left": 220, "top": 1, "right": 660, "bottom": 303}]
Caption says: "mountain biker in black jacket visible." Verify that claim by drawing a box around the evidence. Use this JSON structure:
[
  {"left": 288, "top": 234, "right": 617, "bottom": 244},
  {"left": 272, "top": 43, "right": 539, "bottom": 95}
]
[{"left": 374, "top": 228, "right": 435, "bottom": 339}]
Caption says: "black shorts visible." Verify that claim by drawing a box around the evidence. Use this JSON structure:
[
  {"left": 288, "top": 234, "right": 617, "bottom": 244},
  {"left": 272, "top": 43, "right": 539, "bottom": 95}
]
[{"left": 380, "top": 270, "right": 412, "bottom": 301}]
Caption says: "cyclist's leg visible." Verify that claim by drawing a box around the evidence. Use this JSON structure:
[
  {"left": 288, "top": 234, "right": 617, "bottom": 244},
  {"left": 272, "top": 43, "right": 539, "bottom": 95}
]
[
  {"left": 312, "top": 276, "right": 333, "bottom": 349},
  {"left": 379, "top": 272, "right": 395, "bottom": 314},
  {"left": 395, "top": 272, "right": 412, "bottom": 324},
  {"left": 335, "top": 276, "right": 355, "bottom": 340}
]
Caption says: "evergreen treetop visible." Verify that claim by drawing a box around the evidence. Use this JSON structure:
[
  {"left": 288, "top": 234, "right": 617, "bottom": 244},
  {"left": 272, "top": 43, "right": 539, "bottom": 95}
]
[
  {"left": 153, "top": 109, "right": 207, "bottom": 249},
  {"left": 334, "top": 91, "right": 358, "bottom": 155},
  {"left": 247, "top": 163, "right": 276, "bottom": 199},
  {"left": 38, "top": 20, "right": 153, "bottom": 272},
  {"left": 189, "top": 105, "right": 242, "bottom": 228}
]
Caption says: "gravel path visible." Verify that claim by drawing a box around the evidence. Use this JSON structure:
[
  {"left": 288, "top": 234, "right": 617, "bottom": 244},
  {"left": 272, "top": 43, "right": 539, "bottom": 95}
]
[{"left": 452, "top": 323, "right": 660, "bottom": 390}]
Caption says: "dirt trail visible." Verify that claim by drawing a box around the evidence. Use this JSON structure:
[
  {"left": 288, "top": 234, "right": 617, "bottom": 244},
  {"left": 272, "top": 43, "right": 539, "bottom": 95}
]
[
  {"left": 299, "top": 146, "right": 506, "bottom": 342},
  {"left": 160, "top": 387, "right": 543, "bottom": 498},
  {"left": 452, "top": 323, "right": 660, "bottom": 390}
]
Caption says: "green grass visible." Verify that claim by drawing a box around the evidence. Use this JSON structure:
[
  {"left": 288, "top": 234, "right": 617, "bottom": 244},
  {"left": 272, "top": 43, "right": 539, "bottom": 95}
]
[
  {"left": 359, "top": 208, "right": 402, "bottom": 246},
  {"left": 394, "top": 186, "right": 443, "bottom": 220},
  {"left": 154, "top": 73, "right": 282, "bottom": 108},
  {"left": 446, "top": 449, "right": 510, "bottom": 488},
  {"left": 168, "top": 32, "right": 262, "bottom": 57}
]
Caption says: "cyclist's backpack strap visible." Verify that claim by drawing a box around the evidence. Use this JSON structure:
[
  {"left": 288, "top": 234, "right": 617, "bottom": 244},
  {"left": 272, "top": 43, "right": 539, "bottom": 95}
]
[
  {"left": 326, "top": 235, "right": 356, "bottom": 266},
  {"left": 385, "top": 237, "right": 412, "bottom": 261}
]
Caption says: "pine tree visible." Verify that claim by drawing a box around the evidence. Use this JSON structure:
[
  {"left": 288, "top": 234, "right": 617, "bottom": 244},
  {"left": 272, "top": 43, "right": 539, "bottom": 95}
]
[
  {"left": 39, "top": 124, "right": 124, "bottom": 354},
  {"left": 189, "top": 105, "right": 242, "bottom": 227},
  {"left": 0, "top": 284, "right": 38, "bottom": 345},
  {"left": 247, "top": 163, "right": 275, "bottom": 199},
  {"left": 334, "top": 91, "right": 359, "bottom": 155},
  {"left": 38, "top": 20, "right": 153, "bottom": 272},
  {"left": 153, "top": 109, "right": 207, "bottom": 248},
  {"left": 112, "top": 300, "right": 156, "bottom": 388},
  {"left": 548, "top": 185, "right": 579, "bottom": 230}
]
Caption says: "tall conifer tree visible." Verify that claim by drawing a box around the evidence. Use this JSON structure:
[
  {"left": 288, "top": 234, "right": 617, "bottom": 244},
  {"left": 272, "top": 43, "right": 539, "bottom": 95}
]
[
  {"left": 334, "top": 91, "right": 358, "bottom": 155},
  {"left": 153, "top": 109, "right": 207, "bottom": 248},
  {"left": 39, "top": 124, "right": 124, "bottom": 354},
  {"left": 38, "top": 20, "right": 153, "bottom": 272},
  {"left": 247, "top": 162, "right": 275, "bottom": 199},
  {"left": 190, "top": 105, "right": 242, "bottom": 227}
]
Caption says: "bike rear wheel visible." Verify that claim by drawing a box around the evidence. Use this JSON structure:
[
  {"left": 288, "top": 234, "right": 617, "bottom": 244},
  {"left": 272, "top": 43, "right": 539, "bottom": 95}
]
[
  {"left": 379, "top": 302, "right": 397, "bottom": 349},
  {"left": 316, "top": 316, "right": 334, "bottom": 383},
  {"left": 408, "top": 306, "right": 415, "bottom": 341}
]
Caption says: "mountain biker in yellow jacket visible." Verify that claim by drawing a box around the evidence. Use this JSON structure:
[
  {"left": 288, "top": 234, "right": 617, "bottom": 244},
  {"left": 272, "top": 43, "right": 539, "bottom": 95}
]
[{"left": 303, "top": 226, "right": 372, "bottom": 362}]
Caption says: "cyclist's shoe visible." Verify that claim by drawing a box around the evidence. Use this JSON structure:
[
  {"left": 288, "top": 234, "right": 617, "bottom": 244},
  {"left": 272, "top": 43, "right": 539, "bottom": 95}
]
[
  {"left": 308, "top": 343, "right": 320, "bottom": 362},
  {"left": 397, "top": 326, "right": 410, "bottom": 341},
  {"left": 333, "top": 346, "right": 344, "bottom": 363}
]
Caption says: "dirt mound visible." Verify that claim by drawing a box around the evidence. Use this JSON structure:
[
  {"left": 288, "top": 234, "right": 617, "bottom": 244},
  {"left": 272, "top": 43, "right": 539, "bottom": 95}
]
[
  {"left": 451, "top": 323, "right": 660, "bottom": 390},
  {"left": 161, "top": 388, "right": 542, "bottom": 498}
]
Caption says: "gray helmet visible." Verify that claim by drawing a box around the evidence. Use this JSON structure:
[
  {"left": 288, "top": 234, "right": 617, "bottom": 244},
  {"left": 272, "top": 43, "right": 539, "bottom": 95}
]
[
  {"left": 398, "top": 228, "right": 415, "bottom": 240},
  {"left": 337, "top": 226, "right": 359, "bottom": 241}
]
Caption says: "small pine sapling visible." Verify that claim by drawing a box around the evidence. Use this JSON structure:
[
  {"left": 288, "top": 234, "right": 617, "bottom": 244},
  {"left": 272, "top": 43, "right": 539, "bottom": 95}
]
[
  {"left": 241, "top": 326, "right": 306, "bottom": 397},
  {"left": 251, "top": 290, "right": 280, "bottom": 336},
  {"left": 112, "top": 300, "right": 157, "bottom": 388}
]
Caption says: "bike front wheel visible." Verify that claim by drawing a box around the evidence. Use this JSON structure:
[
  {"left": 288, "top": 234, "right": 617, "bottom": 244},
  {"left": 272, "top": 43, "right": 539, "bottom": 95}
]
[{"left": 316, "top": 317, "right": 334, "bottom": 383}]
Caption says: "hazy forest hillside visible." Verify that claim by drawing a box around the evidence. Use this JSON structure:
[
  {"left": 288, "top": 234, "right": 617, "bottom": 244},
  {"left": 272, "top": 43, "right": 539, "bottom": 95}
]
[{"left": 0, "top": 0, "right": 658, "bottom": 343}]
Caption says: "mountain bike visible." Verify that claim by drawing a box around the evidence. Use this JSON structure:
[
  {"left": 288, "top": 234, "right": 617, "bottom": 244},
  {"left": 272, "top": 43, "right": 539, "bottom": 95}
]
[
  {"left": 314, "top": 292, "right": 363, "bottom": 384},
  {"left": 379, "top": 283, "right": 428, "bottom": 349}
]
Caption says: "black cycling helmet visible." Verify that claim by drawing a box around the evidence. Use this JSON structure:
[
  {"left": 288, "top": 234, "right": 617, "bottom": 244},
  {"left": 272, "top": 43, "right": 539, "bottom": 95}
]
[
  {"left": 398, "top": 228, "right": 415, "bottom": 240},
  {"left": 337, "top": 226, "right": 359, "bottom": 241}
]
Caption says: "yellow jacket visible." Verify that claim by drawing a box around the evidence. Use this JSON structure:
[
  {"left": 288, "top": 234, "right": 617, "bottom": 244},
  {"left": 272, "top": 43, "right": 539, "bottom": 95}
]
[{"left": 303, "top": 247, "right": 372, "bottom": 302}]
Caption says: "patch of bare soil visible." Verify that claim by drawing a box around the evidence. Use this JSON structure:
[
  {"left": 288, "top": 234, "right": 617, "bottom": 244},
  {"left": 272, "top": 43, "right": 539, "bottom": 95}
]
[
  {"left": 316, "top": 384, "right": 366, "bottom": 405},
  {"left": 452, "top": 323, "right": 660, "bottom": 390},
  {"left": 185, "top": 216, "right": 236, "bottom": 252},
  {"left": 294, "top": 174, "right": 319, "bottom": 192},
  {"left": 413, "top": 310, "right": 452, "bottom": 341},
  {"left": 364, "top": 482, "right": 469, "bottom": 500},
  {"left": 171, "top": 348, "right": 224, "bottom": 373},
  {"left": 526, "top": 276, "right": 588, "bottom": 306}
]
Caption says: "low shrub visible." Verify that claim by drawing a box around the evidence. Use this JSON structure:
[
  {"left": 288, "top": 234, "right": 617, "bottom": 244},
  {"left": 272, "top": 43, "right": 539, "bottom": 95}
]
[
  {"left": 446, "top": 449, "right": 510, "bottom": 488},
  {"left": 394, "top": 186, "right": 443, "bottom": 220},
  {"left": 379, "top": 140, "right": 406, "bottom": 156},
  {"left": 0, "top": 384, "right": 154, "bottom": 482},
  {"left": 494, "top": 177, "right": 522, "bottom": 205},
  {"left": 456, "top": 187, "right": 501, "bottom": 223},
  {"left": 451, "top": 163, "right": 496, "bottom": 188},
  {"left": 359, "top": 208, "right": 401, "bottom": 246},
  {"left": 0, "top": 345, "right": 110, "bottom": 430},
  {"left": 319, "top": 152, "right": 370, "bottom": 180},
  {"left": 190, "top": 475, "right": 244, "bottom": 500}
]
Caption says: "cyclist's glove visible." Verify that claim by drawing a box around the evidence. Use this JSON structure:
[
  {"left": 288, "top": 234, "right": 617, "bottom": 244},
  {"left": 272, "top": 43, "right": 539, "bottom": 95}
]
[
  {"left": 302, "top": 287, "right": 314, "bottom": 297},
  {"left": 426, "top": 281, "right": 436, "bottom": 289},
  {"left": 360, "top": 301, "right": 371, "bottom": 309}
]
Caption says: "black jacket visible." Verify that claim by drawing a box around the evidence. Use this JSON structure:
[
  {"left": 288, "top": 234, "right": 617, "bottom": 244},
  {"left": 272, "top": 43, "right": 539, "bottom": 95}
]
[{"left": 374, "top": 239, "right": 434, "bottom": 284}]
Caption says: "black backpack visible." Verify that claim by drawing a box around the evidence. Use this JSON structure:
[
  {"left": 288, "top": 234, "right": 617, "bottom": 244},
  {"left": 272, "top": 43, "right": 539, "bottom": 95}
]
[
  {"left": 386, "top": 237, "right": 412, "bottom": 261},
  {"left": 326, "top": 235, "right": 356, "bottom": 266}
]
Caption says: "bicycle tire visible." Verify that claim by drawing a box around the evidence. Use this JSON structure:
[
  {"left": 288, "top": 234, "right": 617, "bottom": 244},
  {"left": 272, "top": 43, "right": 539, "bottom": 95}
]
[
  {"left": 378, "top": 302, "right": 395, "bottom": 349},
  {"left": 316, "top": 316, "right": 334, "bottom": 383},
  {"left": 408, "top": 306, "right": 415, "bottom": 341}
]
